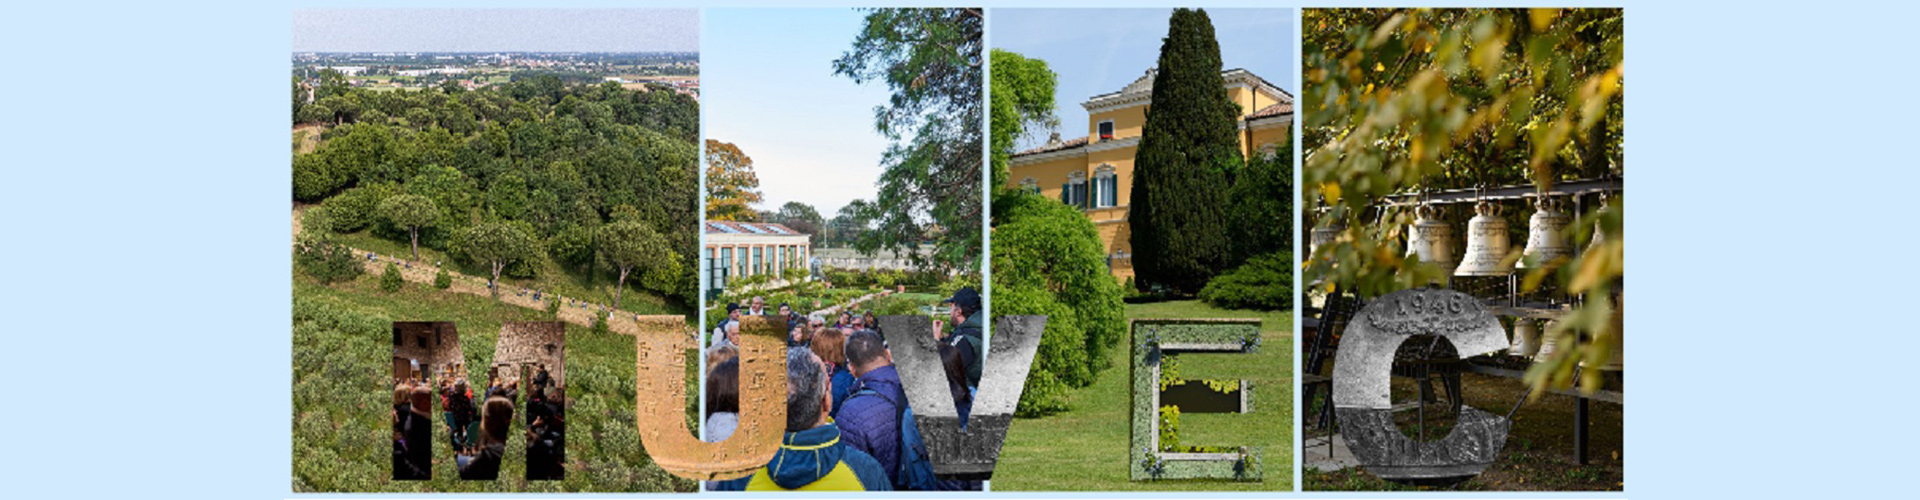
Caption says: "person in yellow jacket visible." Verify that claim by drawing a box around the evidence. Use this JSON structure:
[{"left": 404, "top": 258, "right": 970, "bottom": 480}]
[{"left": 710, "top": 347, "right": 892, "bottom": 491}]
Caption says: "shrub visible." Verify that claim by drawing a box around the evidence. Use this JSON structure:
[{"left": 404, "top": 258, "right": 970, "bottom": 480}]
[
  {"left": 294, "top": 236, "right": 364, "bottom": 284},
  {"left": 379, "top": 262, "right": 404, "bottom": 292},
  {"left": 292, "top": 154, "right": 343, "bottom": 202},
  {"left": 547, "top": 296, "right": 562, "bottom": 317},
  {"left": 999, "top": 285, "right": 1086, "bottom": 417},
  {"left": 316, "top": 182, "right": 402, "bottom": 233},
  {"left": 433, "top": 268, "right": 452, "bottom": 289},
  {"left": 993, "top": 192, "right": 1125, "bottom": 390},
  {"left": 1198, "top": 251, "right": 1293, "bottom": 311},
  {"left": 592, "top": 312, "right": 610, "bottom": 335},
  {"left": 937, "top": 271, "right": 983, "bottom": 298}
]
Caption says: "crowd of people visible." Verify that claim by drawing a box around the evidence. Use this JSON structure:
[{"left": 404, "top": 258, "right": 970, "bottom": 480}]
[
  {"left": 389, "top": 363, "right": 565, "bottom": 481},
  {"left": 701, "top": 288, "right": 987, "bottom": 491}
]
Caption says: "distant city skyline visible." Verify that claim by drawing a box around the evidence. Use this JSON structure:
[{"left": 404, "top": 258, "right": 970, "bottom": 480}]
[{"left": 293, "top": 9, "right": 697, "bottom": 53}]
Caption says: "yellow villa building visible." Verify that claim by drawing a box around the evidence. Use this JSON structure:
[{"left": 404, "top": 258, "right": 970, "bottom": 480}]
[{"left": 1006, "top": 68, "right": 1293, "bottom": 282}]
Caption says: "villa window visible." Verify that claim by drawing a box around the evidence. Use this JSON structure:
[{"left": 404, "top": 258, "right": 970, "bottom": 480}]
[
  {"left": 1098, "top": 120, "right": 1115, "bottom": 141},
  {"left": 1093, "top": 165, "right": 1118, "bottom": 208},
  {"left": 1020, "top": 177, "right": 1039, "bottom": 195},
  {"left": 1064, "top": 171, "right": 1089, "bottom": 208}
]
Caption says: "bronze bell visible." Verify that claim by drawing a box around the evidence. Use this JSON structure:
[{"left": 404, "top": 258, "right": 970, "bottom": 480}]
[
  {"left": 1581, "top": 292, "right": 1625, "bottom": 371},
  {"left": 1586, "top": 194, "right": 1611, "bottom": 254},
  {"left": 1535, "top": 319, "right": 1563, "bottom": 361},
  {"left": 1454, "top": 200, "right": 1514, "bottom": 276},
  {"left": 1405, "top": 204, "right": 1457, "bottom": 271},
  {"left": 1519, "top": 197, "right": 1572, "bottom": 269},
  {"left": 1510, "top": 318, "right": 1541, "bottom": 358}
]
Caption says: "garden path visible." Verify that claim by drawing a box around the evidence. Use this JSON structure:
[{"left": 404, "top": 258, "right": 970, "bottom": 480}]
[{"left": 294, "top": 209, "right": 685, "bottom": 338}]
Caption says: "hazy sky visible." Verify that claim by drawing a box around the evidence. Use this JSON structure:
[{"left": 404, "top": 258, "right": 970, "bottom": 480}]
[
  {"left": 702, "top": 9, "right": 894, "bottom": 219},
  {"left": 992, "top": 8, "right": 1296, "bottom": 151},
  {"left": 292, "top": 9, "right": 697, "bottom": 52}
]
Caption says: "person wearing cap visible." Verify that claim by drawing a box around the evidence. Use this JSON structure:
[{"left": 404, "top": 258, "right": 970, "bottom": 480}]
[
  {"left": 712, "top": 303, "right": 742, "bottom": 349},
  {"left": 939, "top": 287, "right": 984, "bottom": 389}
]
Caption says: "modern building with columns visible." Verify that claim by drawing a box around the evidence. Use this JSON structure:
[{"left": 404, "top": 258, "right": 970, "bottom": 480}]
[
  {"left": 703, "top": 220, "right": 812, "bottom": 298},
  {"left": 1006, "top": 67, "right": 1293, "bottom": 283}
]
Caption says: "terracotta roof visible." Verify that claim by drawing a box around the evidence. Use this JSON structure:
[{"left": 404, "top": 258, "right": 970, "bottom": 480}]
[
  {"left": 1250, "top": 102, "right": 1293, "bottom": 120},
  {"left": 704, "top": 220, "right": 807, "bottom": 236},
  {"left": 1012, "top": 136, "right": 1089, "bottom": 157}
]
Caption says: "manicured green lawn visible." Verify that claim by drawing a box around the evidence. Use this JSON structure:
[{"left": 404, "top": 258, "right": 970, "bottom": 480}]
[{"left": 992, "top": 300, "right": 1293, "bottom": 491}]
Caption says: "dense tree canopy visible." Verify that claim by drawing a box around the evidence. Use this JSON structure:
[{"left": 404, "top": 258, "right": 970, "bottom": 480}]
[
  {"left": 1129, "top": 8, "right": 1244, "bottom": 296},
  {"left": 988, "top": 49, "right": 1059, "bottom": 192},
  {"left": 1230, "top": 138, "right": 1294, "bottom": 262},
  {"left": 832, "top": 8, "right": 984, "bottom": 273},
  {"left": 293, "top": 78, "right": 700, "bottom": 305}
]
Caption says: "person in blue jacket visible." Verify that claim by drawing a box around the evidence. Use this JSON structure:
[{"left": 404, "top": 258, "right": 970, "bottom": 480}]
[
  {"left": 710, "top": 347, "right": 892, "bottom": 491},
  {"left": 836, "top": 329, "right": 906, "bottom": 478}
]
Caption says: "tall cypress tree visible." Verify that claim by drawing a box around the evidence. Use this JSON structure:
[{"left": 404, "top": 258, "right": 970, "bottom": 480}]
[{"left": 1129, "top": 8, "right": 1243, "bottom": 295}]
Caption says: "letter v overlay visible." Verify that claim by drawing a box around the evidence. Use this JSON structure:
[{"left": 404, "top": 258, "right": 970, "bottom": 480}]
[
  {"left": 877, "top": 315, "right": 1046, "bottom": 481},
  {"left": 634, "top": 315, "right": 787, "bottom": 481}
]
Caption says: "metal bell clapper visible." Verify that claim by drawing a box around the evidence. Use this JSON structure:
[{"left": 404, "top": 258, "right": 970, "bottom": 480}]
[{"left": 1454, "top": 200, "right": 1515, "bottom": 276}]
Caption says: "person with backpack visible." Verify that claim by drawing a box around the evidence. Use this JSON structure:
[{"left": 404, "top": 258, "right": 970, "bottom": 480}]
[
  {"left": 445, "top": 379, "right": 477, "bottom": 453},
  {"left": 837, "top": 329, "right": 906, "bottom": 480},
  {"left": 837, "top": 330, "right": 977, "bottom": 490},
  {"left": 709, "top": 347, "right": 891, "bottom": 491},
  {"left": 939, "top": 287, "right": 985, "bottom": 389}
]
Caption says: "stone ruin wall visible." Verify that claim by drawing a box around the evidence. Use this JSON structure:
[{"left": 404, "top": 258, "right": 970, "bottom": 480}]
[
  {"left": 391, "top": 322, "right": 464, "bottom": 381},
  {"left": 493, "top": 321, "right": 565, "bottom": 387}
]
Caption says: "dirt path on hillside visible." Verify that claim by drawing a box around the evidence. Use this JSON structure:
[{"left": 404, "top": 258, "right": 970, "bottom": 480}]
[{"left": 294, "top": 208, "right": 690, "bottom": 339}]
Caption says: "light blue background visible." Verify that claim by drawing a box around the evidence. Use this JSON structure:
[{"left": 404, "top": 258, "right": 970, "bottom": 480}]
[{"left": 0, "top": 1, "right": 1911, "bottom": 499}]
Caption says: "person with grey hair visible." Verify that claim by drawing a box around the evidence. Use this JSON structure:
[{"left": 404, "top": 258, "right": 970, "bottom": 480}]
[{"left": 710, "top": 347, "right": 892, "bottom": 491}]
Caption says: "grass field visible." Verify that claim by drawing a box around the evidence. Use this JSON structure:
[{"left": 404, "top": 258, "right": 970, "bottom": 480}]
[
  {"left": 992, "top": 300, "right": 1293, "bottom": 491},
  {"left": 292, "top": 272, "right": 698, "bottom": 492}
]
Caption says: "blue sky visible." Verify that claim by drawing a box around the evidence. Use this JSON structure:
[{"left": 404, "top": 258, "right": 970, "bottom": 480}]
[
  {"left": 991, "top": 8, "right": 1296, "bottom": 151},
  {"left": 703, "top": 8, "right": 893, "bottom": 218},
  {"left": 292, "top": 9, "right": 697, "bottom": 52}
]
